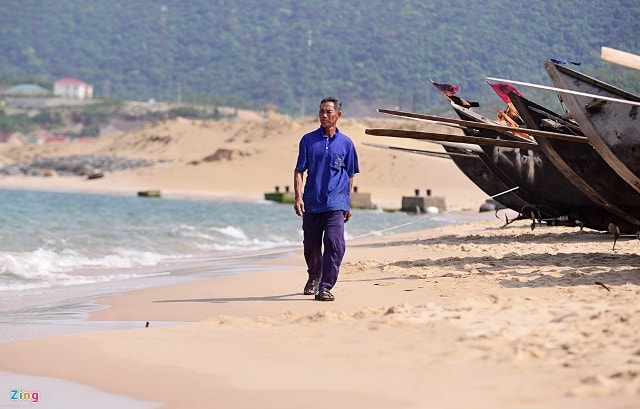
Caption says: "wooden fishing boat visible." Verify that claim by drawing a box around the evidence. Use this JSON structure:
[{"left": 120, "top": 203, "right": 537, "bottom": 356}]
[
  {"left": 544, "top": 60, "right": 640, "bottom": 194},
  {"left": 369, "top": 78, "right": 640, "bottom": 232},
  {"left": 368, "top": 109, "right": 576, "bottom": 224},
  {"left": 509, "top": 92, "right": 640, "bottom": 233},
  {"left": 447, "top": 102, "right": 636, "bottom": 232}
]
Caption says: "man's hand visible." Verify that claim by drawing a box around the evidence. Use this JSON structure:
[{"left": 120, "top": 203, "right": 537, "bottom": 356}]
[
  {"left": 294, "top": 199, "right": 305, "bottom": 217},
  {"left": 343, "top": 210, "right": 352, "bottom": 223},
  {"left": 293, "top": 170, "right": 305, "bottom": 217}
]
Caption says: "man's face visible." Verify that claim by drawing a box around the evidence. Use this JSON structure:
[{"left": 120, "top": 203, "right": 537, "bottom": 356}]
[{"left": 319, "top": 102, "right": 341, "bottom": 129}]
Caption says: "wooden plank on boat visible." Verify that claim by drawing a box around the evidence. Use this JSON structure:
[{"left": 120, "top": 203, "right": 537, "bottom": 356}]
[
  {"left": 362, "top": 142, "right": 478, "bottom": 159},
  {"left": 601, "top": 46, "right": 640, "bottom": 71},
  {"left": 365, "top": 128, "right": 541, "bottom": 150},
  {"left": 377, "top": 108, "right": 589, "bottom": 144},
  {"left": 486, "top": 76, "right": 640, "bottom": 106},
  {"left": 544, "top": 59, "right": 640, "bottom": 195}
]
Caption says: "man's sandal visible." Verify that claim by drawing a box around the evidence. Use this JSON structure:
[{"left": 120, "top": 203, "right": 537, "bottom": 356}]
[
  {"left": 303, "top": 278, "right": 319, "bottom": 295},
  {"left": 315, "top": 290, "right": 335, "bottom": 301}
]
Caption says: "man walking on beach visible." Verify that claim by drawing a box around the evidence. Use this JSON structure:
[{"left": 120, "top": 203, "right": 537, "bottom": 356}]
[{"left": 294, "top": 97, "right": 359, "bottom": 301}]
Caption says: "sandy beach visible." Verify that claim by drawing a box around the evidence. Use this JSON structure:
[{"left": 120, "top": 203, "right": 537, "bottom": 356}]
[{"left": 0, "top": 114, "right": 639, "bottom": 408}]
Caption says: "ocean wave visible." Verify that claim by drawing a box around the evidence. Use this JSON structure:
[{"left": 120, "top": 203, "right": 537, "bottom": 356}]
[{"left": 0, "top": 248, "right": 174, "bottom": 291}]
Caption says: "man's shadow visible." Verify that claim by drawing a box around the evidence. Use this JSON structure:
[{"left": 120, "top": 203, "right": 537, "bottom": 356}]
[{"left": 154, "top": 293, "right": 308, "bottom": 304}]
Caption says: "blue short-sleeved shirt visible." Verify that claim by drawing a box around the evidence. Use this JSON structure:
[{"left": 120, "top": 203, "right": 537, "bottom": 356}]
[{"left": 295, "top": 127, "right": 360, "bottom": 213}]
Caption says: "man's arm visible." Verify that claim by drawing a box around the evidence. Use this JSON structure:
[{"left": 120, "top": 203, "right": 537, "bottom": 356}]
[
  {"left": 293, "top": 170, "right": 305, "bottom": 216},
  {"left": 344, "top": 177, "right": 354, "bottom": 223}
]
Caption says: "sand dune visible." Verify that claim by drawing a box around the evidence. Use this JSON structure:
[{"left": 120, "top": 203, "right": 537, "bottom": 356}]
[{"left": 0, "top": 115, "right": 488, "bottom": 209}]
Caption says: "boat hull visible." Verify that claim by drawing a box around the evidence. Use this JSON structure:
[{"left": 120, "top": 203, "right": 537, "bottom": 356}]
[
  {"left": 509, "top": 93, "right": 640, "bottom": 232},
  {"left": 544, "top": 60, "right": 640, "bottom": 194},
  {"left": 441, "top": 145, "right": 533, "bottom": 213},
  {"left": 451, "top": 103, "right": 634, "bottom": 232}
]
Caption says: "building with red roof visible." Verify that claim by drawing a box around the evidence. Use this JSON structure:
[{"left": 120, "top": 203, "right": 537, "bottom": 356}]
[
  {"left": 43, "top": 134, "right": 69, "bottom": 144},
  {"left": 0, "top": 132, "right": 24, "bottom": 145}
]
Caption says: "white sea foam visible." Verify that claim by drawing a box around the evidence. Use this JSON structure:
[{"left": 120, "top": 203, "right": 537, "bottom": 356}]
[
  {"left": 213, "top": 225, "right": 248, "bottom": 240},
  {"left": 0, "top": 248, "right": 175, "bottom": 291}
]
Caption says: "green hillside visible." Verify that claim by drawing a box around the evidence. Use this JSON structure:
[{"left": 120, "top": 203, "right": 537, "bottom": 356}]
[{"left": 1, "top": 0, "right": 639, "bottom": 116}]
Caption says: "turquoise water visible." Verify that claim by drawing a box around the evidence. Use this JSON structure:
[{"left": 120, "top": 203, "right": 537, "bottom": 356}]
[{"left": 0, "top": 188, "right": 460, "bottom": 292}]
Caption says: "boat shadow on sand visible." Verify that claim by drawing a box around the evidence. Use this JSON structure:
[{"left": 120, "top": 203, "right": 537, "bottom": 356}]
[{"left": 347, "top": 230, "right": 640, "bottom": 289}]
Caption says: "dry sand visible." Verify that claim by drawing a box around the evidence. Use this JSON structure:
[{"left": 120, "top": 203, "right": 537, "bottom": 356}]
[{"left": 0, "top": 113, "right": 639, "bottom": 408}]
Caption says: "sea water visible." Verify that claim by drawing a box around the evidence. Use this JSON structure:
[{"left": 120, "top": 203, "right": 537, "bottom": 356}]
[{"left": 0, "top": 188, "right": 464, "bottom": 293}]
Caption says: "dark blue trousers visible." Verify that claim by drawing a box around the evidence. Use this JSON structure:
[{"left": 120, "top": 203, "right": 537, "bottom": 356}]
[{"left": 302, "top": 211, "right": 346, "bottom": 292}]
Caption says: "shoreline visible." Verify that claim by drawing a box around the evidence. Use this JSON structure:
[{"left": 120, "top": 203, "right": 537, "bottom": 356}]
[
  {"left": 0, "top": 244, "right": 303, "bottom": 340},
  {"left": 0, "top": 208, "right": 495, "bottom": 339}
]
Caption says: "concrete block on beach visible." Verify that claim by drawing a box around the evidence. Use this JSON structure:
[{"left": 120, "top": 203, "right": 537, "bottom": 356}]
[
  {"left": 350, "top": 191, "right": 374, "bottom": 209},
  {"left": 264, "top": 186, "right": 295, "bottom": 204},
  {"left": 264, "top": 191, "right": 295, "bottom": 204},
  {"left": 401, "top": 189, "right": 446, "bottom": 213},
  {"left": 137, "top": 190, "right": 161, "bottom": 198}
]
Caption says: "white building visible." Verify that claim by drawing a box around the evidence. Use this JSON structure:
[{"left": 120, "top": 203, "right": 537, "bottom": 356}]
[{"left": 53, "top": 78, "right": 93, "bottom": 99}]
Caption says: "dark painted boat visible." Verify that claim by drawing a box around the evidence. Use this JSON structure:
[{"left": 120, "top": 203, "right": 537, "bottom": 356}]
[
  {"left": 446, "top": 103, "right": 577, "bottom": 221},
  {"left": 509, "top": 92, "right": 640, "bottom": 232},
  {"left": 449, "top": 102, "right": 636, "bottom": 232},
  {"left": 371, "top": 105, "right": 578, "bottom": 225},
  {"left": 425, "top": 85, "right": 565, "bottom": 222},
  {"left": 544, "top": 60, "right": 640, "bottom": 194}
]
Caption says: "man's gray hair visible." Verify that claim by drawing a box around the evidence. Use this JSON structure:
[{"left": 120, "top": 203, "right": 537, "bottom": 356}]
[{"left": 320, "top": 97, "right": 342, "bottom": 112}]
